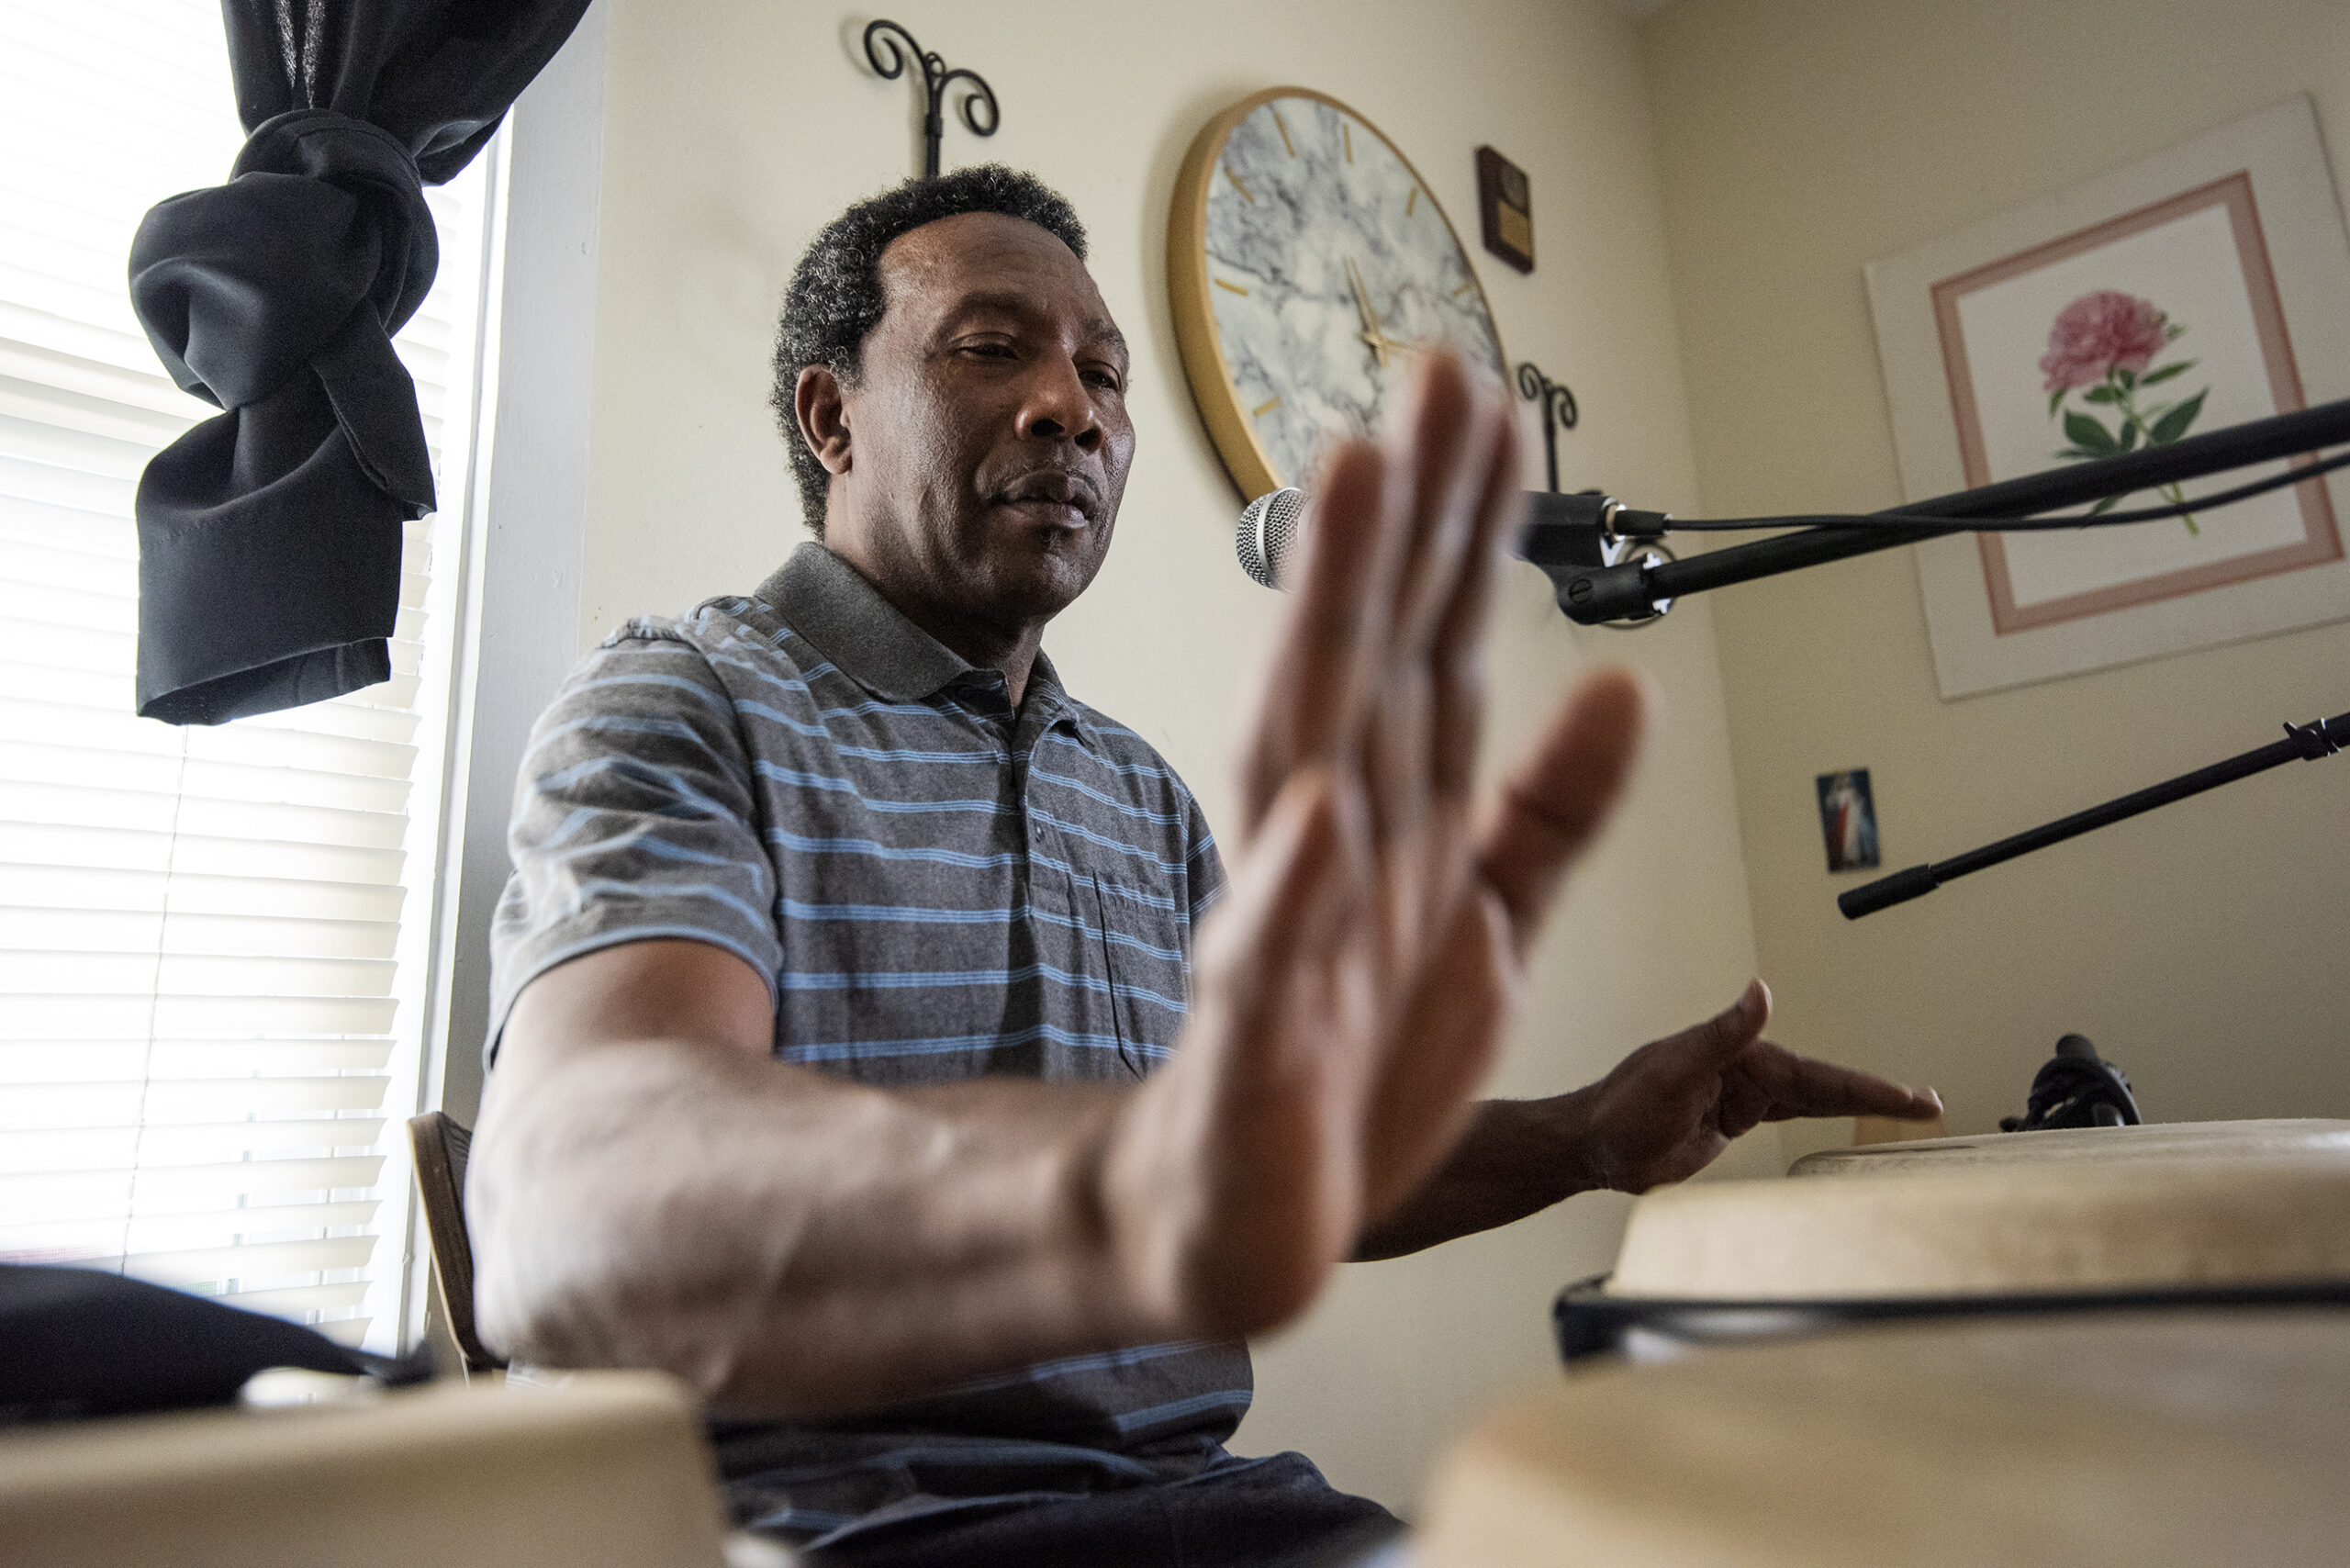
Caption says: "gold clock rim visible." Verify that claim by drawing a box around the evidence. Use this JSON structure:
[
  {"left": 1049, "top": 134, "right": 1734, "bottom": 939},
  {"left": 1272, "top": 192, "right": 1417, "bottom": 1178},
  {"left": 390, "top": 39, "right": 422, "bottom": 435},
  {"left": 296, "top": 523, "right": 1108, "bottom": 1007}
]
[{"left": 1166, "top": 84, "right": 1510, "bottom": 503}]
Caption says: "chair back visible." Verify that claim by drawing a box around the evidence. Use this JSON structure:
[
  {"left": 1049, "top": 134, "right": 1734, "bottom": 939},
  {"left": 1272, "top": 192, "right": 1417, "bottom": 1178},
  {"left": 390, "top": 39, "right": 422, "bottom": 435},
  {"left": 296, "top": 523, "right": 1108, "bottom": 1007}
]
[{"left": 408, "top": 1111, "right": 504, "bottom": 1372}]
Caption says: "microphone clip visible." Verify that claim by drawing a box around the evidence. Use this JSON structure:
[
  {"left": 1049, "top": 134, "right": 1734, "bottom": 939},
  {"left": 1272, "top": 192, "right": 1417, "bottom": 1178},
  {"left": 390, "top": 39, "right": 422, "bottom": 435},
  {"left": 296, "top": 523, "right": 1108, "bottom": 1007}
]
[
  {"left": 2284, "top": 715, "right": 2345, "bottom": 760},
  {"left": 1516, "top": 490, "right": 1675, "bottom": 625}
]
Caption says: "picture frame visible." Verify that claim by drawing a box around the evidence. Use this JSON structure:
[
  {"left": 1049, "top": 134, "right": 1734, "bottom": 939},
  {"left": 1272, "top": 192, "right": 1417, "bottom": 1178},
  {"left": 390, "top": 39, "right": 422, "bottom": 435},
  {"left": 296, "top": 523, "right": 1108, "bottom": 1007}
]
[
  {"left": 1864, "top": 98, "right": 2350, "bottom": 699},
  {"left": 1475, "top": 146, "right": 1534, "bottom": 274}
]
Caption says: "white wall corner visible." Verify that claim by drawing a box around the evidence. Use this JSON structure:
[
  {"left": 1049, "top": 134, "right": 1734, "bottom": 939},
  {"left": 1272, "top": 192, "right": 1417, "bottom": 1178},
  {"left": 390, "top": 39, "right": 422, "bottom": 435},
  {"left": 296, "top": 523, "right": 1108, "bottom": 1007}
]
[{"left": 429, "top": 0, "right": 610, "bottom": 1128}]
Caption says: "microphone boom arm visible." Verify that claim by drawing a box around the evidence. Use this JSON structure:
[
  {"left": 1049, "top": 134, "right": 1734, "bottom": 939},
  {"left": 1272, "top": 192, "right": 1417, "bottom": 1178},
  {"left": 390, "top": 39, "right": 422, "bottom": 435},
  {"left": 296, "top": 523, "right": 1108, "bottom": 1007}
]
[{"left": 1520, "top": 399, "right": 2350, "bottom": 625}]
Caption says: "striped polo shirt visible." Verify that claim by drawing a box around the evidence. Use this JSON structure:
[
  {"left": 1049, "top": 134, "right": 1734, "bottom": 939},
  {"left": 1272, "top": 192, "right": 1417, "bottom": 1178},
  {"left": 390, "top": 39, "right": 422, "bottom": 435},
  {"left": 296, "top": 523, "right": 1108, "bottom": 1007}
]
[{"left": 488, "top": 541, "right": 1255, "bottom": 1544}]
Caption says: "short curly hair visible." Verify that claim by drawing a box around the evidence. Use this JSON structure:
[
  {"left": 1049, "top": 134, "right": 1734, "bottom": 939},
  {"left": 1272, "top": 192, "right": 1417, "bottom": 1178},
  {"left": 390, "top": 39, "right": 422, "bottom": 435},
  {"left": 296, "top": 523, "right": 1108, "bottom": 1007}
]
[{"left": 770, "top": 165, "right": 1089, "bottom": 536}]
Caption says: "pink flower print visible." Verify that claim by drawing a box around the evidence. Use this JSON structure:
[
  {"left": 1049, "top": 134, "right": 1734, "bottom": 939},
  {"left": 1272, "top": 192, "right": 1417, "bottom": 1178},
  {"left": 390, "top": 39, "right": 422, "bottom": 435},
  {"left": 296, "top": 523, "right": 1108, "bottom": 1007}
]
[
  {"left": 2039, "top": 290, "right": 2173, "bottom": 392},
  {"left": 2042, "top": 291, "right": 2207, "bottom": 533}
]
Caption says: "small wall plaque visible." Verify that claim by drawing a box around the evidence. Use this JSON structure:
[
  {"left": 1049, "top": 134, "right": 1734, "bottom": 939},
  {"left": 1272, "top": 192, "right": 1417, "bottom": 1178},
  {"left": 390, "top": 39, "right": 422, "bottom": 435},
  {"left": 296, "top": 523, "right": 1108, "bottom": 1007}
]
[{"left": 1476, "top": 146, "right": 1533, "bottom": 274}]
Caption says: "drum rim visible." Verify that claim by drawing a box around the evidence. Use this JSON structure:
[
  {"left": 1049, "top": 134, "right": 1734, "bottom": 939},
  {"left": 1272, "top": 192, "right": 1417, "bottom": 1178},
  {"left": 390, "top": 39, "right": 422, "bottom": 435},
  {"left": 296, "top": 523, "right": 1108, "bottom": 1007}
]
[{"left": 1552, "top": 1272, "right": 2350, "bottom": 1363}]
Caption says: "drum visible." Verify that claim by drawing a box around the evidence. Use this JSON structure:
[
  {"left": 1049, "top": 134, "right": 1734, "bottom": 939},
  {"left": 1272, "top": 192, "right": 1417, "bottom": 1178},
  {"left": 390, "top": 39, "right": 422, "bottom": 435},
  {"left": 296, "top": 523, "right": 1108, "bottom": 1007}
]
[
  {"left": 1425, "top": 1310, "right": 2350, "bottom": 1566},
  {"left": 0, "top": 1371, "right": 726, "bottom": 1567},
  {"left": 1557, "top": 1121, "right": 2350, "bottom": 1362}
]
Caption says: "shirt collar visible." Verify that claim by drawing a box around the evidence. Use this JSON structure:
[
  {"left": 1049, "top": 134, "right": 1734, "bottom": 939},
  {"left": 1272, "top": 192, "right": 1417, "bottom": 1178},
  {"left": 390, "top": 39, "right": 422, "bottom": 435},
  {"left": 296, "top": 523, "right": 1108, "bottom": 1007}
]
[{"left": 753, "top": 543, "right": 1086, "bottom": 733}]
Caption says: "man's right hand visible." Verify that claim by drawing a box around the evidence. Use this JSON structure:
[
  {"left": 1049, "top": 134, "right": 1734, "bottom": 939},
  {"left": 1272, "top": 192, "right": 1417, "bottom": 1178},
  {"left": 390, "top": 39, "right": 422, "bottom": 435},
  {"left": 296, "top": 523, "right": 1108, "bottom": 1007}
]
[{"left": 1103, "top": 351, "right": 1647, "bottom": 1337}]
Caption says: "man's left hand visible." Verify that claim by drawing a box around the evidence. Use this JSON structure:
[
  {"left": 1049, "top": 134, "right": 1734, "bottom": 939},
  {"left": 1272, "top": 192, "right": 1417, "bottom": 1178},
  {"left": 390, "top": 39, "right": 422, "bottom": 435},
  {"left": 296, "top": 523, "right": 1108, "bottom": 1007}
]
[
  {"left": 1351, "top": 980, "right": 1942, "bottom": 1258},
  {"left": 1561, "top": 979, "right": 1941, "bottom": 1194}
]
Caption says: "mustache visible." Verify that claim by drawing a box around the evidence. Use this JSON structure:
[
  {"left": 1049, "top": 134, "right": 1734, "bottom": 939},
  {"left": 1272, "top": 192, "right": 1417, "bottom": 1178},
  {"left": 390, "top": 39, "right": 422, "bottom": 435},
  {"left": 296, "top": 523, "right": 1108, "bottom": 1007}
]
[{"left": 991, "top": 465, "right": 1104, "bottom": 520}]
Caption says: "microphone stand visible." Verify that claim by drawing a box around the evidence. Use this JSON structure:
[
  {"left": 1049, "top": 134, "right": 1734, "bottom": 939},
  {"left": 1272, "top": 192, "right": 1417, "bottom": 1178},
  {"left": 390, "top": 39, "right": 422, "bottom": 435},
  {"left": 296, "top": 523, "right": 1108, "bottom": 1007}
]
[
  {"left": 1520, "top": 399, "right": 2350, "bottom": 625},
  {"left": 1840, "top": 709, "right": 2349, "bottom": 917},
  {"left": 1512, "top": 398, "right": 2350, "bottom": 921}
]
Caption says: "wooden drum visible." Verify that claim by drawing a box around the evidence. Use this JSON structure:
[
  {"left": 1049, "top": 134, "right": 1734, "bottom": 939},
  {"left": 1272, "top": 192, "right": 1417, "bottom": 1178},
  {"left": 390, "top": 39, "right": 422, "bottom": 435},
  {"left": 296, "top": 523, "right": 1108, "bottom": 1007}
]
[
  {"left": 1427, "top": 1310, "right": 2350, "bottom": 1566},
  {"left": 1557, "top": 1120, "right": 2350, "bottom": 1361}
]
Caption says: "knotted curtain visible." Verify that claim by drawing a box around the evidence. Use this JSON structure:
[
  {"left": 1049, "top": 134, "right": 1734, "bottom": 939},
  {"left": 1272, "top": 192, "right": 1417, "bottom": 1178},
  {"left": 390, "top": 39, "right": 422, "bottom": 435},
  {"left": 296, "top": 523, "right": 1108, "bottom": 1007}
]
[{"left": 129, "top": 0, "right": 590, "bottom": 723}]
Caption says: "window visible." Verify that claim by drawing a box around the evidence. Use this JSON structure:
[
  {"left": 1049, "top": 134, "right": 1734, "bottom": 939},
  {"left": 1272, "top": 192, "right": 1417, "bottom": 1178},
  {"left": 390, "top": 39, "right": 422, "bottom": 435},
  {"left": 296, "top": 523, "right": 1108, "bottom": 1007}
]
[{"left": 0, "top": 0, "right": 494, "bottom": 1355}]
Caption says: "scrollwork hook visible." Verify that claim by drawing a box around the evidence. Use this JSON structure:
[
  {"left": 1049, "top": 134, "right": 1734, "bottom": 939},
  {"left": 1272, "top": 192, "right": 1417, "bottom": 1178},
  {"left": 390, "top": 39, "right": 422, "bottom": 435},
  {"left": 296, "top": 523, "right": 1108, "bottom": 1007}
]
[
  {"left": 1516, "top": 361, "right": 1580, "bottom": 493},
  {"left": 861, "top": 19, "right": 1000, "bottom": 179}
]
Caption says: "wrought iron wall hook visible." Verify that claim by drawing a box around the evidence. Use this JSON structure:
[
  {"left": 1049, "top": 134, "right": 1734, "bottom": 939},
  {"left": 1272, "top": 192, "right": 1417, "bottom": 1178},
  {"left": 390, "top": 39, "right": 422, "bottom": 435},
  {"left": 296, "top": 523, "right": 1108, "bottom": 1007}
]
[
  {"left": 863, "top": 19, "right": 1000, "bottom": 180},
  {"left": 1516, "top": 361, "right": 1580, "bottom": 493}
]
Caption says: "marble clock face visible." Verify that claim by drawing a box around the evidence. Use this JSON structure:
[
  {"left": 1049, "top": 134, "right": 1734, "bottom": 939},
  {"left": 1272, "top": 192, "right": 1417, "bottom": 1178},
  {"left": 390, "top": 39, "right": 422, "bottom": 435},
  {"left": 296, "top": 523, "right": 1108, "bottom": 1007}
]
[{"left": 1172, "top": 90, "right": 1507, "bottom": 497}]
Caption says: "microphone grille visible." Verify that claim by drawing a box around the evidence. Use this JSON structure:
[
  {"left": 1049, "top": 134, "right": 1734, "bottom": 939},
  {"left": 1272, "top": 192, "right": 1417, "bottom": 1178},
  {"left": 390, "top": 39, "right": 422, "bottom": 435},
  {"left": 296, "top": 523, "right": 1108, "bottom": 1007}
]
[{"left": 1237, "top": 487, "right": 1306, "bottom": 589}]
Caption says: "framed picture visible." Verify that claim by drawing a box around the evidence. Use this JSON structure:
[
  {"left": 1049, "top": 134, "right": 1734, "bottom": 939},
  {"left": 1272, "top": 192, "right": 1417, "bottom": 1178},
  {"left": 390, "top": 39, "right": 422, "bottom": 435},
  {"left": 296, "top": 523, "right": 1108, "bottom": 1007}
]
[{"left": 1865, "top": 99, "right": 2350, "bottom": 699}]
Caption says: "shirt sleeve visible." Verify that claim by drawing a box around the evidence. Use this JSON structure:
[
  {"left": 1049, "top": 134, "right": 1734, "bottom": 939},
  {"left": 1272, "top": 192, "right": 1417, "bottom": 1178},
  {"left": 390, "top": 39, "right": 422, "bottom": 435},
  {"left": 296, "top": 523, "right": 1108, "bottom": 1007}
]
[
  {"left": 485, "top": 623, "right": 780, "bottom": 1065},
  {"left": 1181, "top": 785, "right": 1225, "bottom": 935}
]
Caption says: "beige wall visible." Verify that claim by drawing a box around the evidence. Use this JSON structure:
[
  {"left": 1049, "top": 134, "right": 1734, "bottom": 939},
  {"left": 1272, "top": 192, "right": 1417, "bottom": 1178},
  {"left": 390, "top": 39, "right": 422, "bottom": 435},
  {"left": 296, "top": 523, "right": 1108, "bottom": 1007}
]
[
  {"left": 1639, "top": 0, "right": 2350, "bottom": 1156},
  {"left": 571, "top": 0, "right": 1761, "bottom": 1514}
]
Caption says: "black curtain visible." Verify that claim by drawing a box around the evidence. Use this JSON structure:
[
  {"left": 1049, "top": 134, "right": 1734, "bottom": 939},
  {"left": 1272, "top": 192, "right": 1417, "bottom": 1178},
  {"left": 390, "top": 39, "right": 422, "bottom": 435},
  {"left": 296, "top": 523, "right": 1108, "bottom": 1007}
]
[{"left": 128, "top": 0, "right": 591, "bottom": 725}]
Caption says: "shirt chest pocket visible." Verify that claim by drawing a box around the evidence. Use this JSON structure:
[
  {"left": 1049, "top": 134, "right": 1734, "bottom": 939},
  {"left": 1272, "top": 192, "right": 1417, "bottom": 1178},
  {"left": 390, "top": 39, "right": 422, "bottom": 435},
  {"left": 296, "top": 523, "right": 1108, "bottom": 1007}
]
[{"left": 1075, "top": 868, "right": 1189, "bottom": 1076}]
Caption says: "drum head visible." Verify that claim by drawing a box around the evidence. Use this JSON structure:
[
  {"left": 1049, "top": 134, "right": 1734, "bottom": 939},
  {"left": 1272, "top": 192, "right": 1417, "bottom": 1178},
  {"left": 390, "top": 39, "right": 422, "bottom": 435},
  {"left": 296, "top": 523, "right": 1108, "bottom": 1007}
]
[{"left": 1792, "top": 1118, "right": 2350, "bottom": 1179}]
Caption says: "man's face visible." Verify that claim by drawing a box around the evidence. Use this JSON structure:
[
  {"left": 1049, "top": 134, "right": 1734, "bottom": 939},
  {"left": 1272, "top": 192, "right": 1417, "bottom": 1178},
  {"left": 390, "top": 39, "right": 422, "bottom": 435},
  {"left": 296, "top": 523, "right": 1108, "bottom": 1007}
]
[{"left": 822, "top": 211, "right": 1135, "bottom": 635}]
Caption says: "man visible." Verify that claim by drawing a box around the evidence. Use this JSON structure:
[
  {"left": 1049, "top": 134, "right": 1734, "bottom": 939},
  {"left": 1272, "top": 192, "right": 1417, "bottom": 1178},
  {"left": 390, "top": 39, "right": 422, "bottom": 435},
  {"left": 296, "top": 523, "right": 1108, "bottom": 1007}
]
[{"left": 469, "top": 167, "right": 1937, "bottom": 1565}]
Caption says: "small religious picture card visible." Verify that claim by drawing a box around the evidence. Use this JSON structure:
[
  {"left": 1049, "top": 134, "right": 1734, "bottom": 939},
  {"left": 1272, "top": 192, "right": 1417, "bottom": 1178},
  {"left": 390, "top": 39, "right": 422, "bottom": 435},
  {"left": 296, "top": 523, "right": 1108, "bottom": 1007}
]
[
  {"left": 1864, "top": 97, "right": 2350, "bottom": 698},
  {"left": 1816, "top": 769, "right": 1881, "bottom": 873}
]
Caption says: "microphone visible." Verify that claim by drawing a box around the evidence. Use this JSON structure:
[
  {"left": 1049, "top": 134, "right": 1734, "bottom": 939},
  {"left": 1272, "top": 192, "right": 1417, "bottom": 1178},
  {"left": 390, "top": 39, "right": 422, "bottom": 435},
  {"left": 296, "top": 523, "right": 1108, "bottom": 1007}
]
[
  {"left": 1236, "top": 487, "right": 1306, "bottom": 589},
  {"left": 1242, "top": 485, "right": 1669, "bottom": 605}
]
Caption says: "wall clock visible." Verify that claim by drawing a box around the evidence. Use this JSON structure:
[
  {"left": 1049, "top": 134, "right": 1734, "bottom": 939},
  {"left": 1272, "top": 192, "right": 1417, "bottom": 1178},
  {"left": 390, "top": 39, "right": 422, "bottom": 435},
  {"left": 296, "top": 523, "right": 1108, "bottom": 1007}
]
[{"left": 1168, "top": 86, "right": 1508, "bottom": 500}]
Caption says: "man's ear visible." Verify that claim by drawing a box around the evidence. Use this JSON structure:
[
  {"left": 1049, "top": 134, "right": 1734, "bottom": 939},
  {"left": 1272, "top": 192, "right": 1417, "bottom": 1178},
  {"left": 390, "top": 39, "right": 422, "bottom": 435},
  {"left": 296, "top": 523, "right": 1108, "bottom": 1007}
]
[{"left": 796, "top": 364, "right": 852, "bottom": 477}]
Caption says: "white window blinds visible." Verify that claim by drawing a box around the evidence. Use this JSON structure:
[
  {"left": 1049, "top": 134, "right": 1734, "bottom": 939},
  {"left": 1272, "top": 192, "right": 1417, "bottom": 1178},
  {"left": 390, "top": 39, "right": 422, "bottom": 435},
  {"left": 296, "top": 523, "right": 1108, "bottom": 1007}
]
[{"left": 0, "top": 0, "right": 491, "bottom": 1352}]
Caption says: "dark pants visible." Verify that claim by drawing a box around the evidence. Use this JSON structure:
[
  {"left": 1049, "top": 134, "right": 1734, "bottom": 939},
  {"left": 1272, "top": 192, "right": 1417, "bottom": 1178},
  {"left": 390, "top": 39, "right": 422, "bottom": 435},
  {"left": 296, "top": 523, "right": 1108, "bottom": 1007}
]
[{"left": 800, "top": 1450, "right": 1404, "bottom": 1568}]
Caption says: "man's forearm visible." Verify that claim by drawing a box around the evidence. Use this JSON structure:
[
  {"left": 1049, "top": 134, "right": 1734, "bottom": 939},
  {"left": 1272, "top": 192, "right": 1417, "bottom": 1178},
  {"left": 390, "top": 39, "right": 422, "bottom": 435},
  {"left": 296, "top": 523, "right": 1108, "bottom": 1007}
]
[
  {"left": 470, "top": 1036, "right": 1172, "bottom": 1418},
  {"left": 1349, "top": 1093, "right": 1604, "bottom": 1260}
]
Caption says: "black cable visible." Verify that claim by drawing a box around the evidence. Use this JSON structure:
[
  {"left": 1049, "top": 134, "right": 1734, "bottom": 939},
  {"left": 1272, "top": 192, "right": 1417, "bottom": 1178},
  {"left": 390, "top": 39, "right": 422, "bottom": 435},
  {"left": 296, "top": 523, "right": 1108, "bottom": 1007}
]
[
  {"left": 1951, "top": 448, "right": 2350, "bottom": 529},
  {"left": 1661, "top": 447, "right": 2350, "bottom": 533}
]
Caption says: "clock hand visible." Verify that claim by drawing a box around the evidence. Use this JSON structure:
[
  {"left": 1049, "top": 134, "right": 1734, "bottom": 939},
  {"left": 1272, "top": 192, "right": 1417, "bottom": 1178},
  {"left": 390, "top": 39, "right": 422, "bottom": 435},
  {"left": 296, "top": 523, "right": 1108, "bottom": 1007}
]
[
  {"left": 1341, "top": 255, "right": 1375, "bottom": 328},
  {"left": 1342, "top": 255, "right": 1392, "bottom": 369}
]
